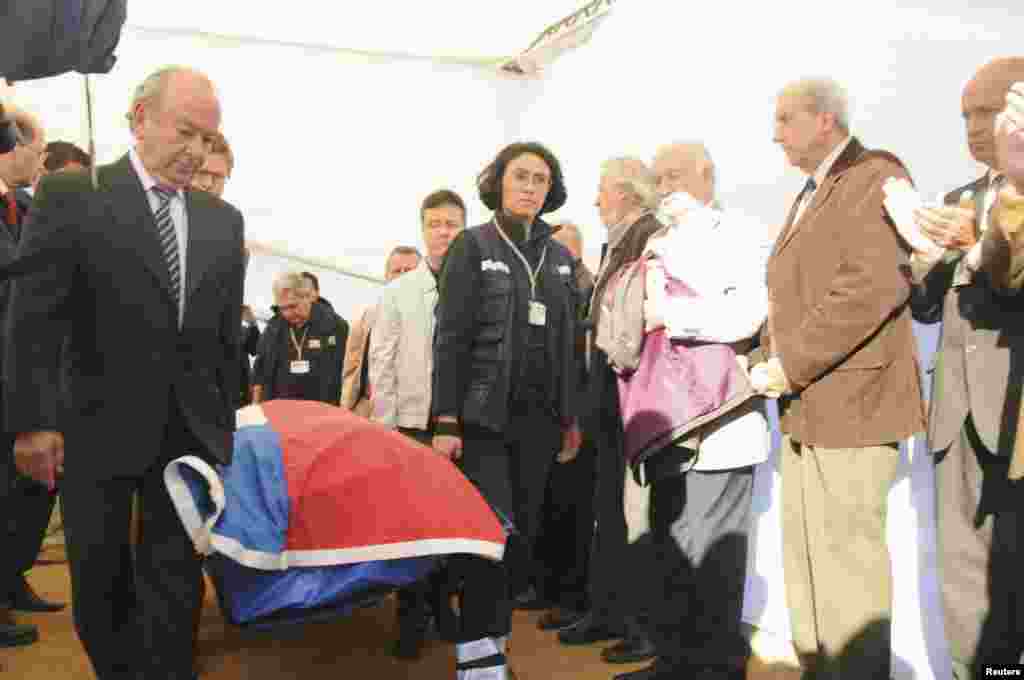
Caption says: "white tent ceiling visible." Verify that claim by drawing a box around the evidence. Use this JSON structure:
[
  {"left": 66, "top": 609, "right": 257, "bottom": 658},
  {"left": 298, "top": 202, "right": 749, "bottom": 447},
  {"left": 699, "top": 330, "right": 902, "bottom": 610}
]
[
  {"left": 6, "top": 0, "right": 1024, "bottom": 327},
  {"left": 125, "top": 1, "right": 589, "bottom": 61}
]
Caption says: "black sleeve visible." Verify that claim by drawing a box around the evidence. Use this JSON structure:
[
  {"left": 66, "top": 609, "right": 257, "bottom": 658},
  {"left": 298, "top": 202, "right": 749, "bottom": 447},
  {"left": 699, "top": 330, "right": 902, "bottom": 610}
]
[
  {"left": 242, "top": 323, "right": 261, "bottom": 356},
  {"left": 909, "top": 257, "right": 956, "bottom": 324},
  {"left": 252, "top": 320, "right": 276, "bottom": 388},
  {"left": 0, "top": 120, "right": 15, "bottom": 155},
  {"left": 329, "top": 317, "right": 349, "bottom": 406},
  {"left": 218, "top": 211, "right": 245, "bottom": 414},
  {"left": 431, "top": 230, "right": 482, "bottom": 422},
  {"left": 3, "top": 174, "right": 81, "bottom": 433}
]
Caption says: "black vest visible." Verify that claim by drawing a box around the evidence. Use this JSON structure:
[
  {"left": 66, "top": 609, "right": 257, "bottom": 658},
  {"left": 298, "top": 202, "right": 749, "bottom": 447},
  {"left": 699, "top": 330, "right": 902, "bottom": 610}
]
[{"left": 462, "top": 221, "right": 580, "bottom": 432}]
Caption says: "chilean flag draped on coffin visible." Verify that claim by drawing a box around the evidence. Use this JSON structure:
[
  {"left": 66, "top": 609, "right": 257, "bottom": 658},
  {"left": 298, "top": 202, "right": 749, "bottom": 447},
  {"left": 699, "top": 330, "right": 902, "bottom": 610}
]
[{"left": 164, "top": 400, "right": 506, "bottom": 625}]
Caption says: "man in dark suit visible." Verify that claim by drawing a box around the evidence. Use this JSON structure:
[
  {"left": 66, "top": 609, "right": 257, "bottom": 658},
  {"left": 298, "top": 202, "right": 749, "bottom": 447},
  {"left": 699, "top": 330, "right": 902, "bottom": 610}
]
[
  {"left": 4, "top": 66, "right": 244, "bottom": 680},
  {"left": 909, "top": 57, "right": 1024, "bottom": 680},
  {"left": 0, "top": 108, "right": 62, "bottom": 650},
  {"left": 754, "top": 77, "right": 925, "bottom": 680}
]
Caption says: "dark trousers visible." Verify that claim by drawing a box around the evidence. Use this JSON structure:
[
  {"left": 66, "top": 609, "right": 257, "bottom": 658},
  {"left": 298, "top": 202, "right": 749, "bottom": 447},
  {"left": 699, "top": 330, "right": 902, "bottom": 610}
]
[
  {"left": 646, "top": 464, "right": 753, "bottom": 671},
  {"left": 936, "top": 416, "right": 1024, "bottom": 679},
  {"left": 395, "top": 426, "right": 454, "bottom": 638},
  {"left": 2, "top": 434, "right": 58, "bottom": 595},
  {"left": 587, "top": 360, "right": 652, "bottom": 638},
  {"left": 453, "top": 406, "right": 561, "bottom": 641},
  {"left": 534, "top": 437, "right": 596, "bottom": 612},
  {"left": 61, "top": 400, "right": 207, "bottom": 680}
]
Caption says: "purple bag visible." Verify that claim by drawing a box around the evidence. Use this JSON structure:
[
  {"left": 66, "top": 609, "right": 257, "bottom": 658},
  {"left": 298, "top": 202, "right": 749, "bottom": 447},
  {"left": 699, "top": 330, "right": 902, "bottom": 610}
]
[{"left": 617, "top": 278, "right": 755, "bottom": 469}]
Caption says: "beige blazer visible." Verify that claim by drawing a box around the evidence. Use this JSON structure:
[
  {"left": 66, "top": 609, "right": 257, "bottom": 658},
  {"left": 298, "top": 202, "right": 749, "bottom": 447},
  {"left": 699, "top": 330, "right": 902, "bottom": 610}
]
[
  {"left": 339, "top": 304, "right": 377, "bottom": 417},
  {"left": 368, "top": 261, "right": 437, "bottom": 430}
]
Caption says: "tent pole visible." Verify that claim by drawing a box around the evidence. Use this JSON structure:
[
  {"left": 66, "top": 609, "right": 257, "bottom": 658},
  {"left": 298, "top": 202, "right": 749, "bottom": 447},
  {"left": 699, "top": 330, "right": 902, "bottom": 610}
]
[{"left": 83, "top": 74, "right": 98, "bottom": 189}]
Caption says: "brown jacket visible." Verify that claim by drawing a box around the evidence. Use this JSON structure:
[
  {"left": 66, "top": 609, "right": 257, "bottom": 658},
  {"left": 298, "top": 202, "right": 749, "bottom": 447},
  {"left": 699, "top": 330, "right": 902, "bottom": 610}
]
[
  {"left": 763, "top": 138, "right": 925, "bottom": 448},
  {"left": 339, "top": 304, "right": 376, "bottom": 417}
]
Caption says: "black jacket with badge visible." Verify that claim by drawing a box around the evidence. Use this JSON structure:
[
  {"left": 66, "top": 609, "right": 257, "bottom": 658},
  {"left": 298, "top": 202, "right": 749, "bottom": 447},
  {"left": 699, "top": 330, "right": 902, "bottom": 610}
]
[
  {"left": 253, "top": 301, "right": 348, "bottom": 406},
  {"left": 432, "top": 218, "right": 581, "bottom": 433}
]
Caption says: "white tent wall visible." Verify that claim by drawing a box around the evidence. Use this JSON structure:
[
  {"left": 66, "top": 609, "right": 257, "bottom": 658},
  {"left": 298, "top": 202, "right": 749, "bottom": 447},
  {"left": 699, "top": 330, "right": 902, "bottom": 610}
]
[
  {"left": 12, "top": 27, "right": 533, "bottom": 321},
  {"left": 7, "top": 2, "right": 1023, "bottom": 314},
  {"left": 515, "top": 0, "right": 1022, "bottom": 273}
]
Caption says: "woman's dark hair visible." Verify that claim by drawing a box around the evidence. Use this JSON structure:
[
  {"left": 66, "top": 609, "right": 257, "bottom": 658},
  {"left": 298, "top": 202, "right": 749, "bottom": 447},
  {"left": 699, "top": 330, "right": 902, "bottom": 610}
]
[{"left": 477, "top": 141, "right": 567, "bottom": 216}]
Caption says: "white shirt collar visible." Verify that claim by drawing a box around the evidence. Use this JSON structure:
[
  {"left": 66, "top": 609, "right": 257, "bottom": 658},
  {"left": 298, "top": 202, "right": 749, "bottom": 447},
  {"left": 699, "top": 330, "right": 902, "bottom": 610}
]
[
  {"left": 129, "top": 147, "right": 183, "bottom": 198},
  {"left": 810, "top": 135, "right": 853, "bottom": 189}
]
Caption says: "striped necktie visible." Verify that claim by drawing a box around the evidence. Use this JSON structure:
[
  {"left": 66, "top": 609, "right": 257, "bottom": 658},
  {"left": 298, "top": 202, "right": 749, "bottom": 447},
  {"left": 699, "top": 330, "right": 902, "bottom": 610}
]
[{"left": 152, "top": 185, "right": 182, "bottom": 309}]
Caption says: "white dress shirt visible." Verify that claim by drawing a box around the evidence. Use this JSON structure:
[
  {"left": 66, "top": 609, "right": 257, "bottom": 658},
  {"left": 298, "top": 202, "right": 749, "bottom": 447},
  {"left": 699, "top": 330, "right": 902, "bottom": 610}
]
[{"left": 130, "top": 148, "right": 189, "bottom": 325}]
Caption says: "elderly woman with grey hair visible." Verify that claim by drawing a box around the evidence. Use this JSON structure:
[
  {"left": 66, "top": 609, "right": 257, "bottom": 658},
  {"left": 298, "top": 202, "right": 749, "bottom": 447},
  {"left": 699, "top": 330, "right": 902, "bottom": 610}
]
[{"left": 552, "top": 157, "right": 663, "bottom": 667}]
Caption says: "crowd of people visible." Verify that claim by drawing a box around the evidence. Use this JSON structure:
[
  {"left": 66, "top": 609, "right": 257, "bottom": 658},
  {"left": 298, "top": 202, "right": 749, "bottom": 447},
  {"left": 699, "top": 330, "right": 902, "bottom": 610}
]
[{"left": 0, "top": 53, "right": 1022, "bottom": 680}]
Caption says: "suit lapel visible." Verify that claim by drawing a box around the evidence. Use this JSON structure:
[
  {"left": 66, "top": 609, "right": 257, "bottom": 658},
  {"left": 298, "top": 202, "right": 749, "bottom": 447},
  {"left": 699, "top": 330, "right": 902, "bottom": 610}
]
[
  {"left": 103, "top": 156, "right": 174, "bottom": 303},
  {"left": 184, "top": 191, "right": 220, "bottom": 304},
  {"left": 773, "top": 138, "right": 866, "bottom": 257},
  {"left": 420, "top": 264, "right": 438, "bottom": 355}
]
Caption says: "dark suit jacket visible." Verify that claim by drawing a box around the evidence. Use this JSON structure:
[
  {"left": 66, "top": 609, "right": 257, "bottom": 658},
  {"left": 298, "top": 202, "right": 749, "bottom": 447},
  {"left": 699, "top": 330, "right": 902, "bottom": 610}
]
[
  {"left": 2, "top": 155, "right": 244, "bottom": 480},
  {"left": 762, "top": 138, "right": 925, "bottom": 448},
  {"left": 911, "top": 174, "right": 1023, "bottom": 458},
  {"left": 0, "top": 187, "right": 33, "bottom": 433}
]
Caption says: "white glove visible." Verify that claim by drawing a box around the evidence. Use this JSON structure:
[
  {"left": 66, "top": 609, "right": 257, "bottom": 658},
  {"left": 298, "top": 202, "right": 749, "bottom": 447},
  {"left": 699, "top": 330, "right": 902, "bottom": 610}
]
[{"left": 749, "top": 357, "right": 790, "bottom": 398}]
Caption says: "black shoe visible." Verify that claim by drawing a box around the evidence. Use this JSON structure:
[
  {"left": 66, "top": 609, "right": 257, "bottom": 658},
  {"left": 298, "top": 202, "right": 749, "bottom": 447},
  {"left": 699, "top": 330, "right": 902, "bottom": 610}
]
[
  {"left": 512, "top": 586, "right": 550, "bottom": 611},
  {"left": 602, "top": 635, "right": 657, "bottom": 664},
  {"left": 537, "top": 607, "right": 584, "bottom": 631},
  {"left": 0, "top": 621, "right": 39, "bottom": 648},
  {"left": 557, "top": 613, "right": 621, "bottom": 646},
  {"left": 8, "top": 575, "right": 66, "bottom": 613}
]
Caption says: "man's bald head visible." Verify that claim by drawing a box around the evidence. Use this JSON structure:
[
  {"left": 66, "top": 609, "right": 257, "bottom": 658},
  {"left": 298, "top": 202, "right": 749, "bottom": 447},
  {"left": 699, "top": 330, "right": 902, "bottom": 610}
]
[
  {"left": 553, "top": 222, "right": 583, "bottom": 259},
  {"left": 963, "top": 57, "right": 1024, "bottom": 169},
  {"left": 652, "top": 141, "right": 716, "bottom": 204}
]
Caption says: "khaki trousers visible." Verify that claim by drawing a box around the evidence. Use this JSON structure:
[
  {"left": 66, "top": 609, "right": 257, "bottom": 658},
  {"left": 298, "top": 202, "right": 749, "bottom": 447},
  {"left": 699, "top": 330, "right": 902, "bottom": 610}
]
[{"left": 780, "top": 436, "right": 900, "bottom": 679}]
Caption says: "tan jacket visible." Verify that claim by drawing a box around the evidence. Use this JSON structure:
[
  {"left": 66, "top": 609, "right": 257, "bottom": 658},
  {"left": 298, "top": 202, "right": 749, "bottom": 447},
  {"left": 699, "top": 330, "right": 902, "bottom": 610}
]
[
  {"left": 763, "top": 138, "right": 926, "bottom": 448},
  {"left": 339, "top": 304, "right": 377, "bottom": 417},
  {"left": 911, "top": 177, "right": 1024, "bottom": 470},
  {"left": 368, "top": 261, "right": 437, "bottom": 430},
  {"left": 989, "top": 188, "right": 1024, "bottom": 480}
]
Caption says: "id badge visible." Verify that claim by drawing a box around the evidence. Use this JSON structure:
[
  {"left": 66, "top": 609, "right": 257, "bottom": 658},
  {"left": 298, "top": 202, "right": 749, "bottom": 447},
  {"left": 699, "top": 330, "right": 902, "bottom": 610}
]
[
  {"left": 290, "top": 360, "right": 311, "bottom": 375},
  {"left": 528, "top": 300, "right": 547, "bottom": 327}
]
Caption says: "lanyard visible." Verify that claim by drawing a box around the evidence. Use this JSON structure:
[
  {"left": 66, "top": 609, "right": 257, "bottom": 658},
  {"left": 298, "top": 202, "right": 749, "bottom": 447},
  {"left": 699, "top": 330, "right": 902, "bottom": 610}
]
[
  {"left": 493, "top": 215, "right": 548, "bottom": 300},
  {"left": 289, "top": 326, "right": 309, "bottom": 361}
]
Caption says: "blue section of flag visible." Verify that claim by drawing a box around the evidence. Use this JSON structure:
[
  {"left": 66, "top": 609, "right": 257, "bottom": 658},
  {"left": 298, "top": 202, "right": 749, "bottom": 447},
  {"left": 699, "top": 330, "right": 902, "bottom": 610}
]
[
  {"left": 218, "top": 424, "right": 290, "bottom": 557},
  {"left": 207, "top": 553, "right": 437, "bottom": 625}
]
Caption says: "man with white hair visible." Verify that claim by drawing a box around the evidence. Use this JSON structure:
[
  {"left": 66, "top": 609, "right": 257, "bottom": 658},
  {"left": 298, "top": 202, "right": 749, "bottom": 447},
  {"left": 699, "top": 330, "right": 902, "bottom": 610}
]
[
  {"left": 5, "top": 65, "right": 245, "bottom": 680},
  {"left": 752, "top": 77, "right": 924, "bottom": 679},
  {"left": 609, "top": 142, "right": 770, "bottom": 680},
  {"left": 556, "top": 158, "right": 661, "bottom": 667},
  {"left": 0, "top": 102, "right": 60, "bottom": 651},
  {"left": 252, "top": 270, "right": 348, "bottom": 406}
]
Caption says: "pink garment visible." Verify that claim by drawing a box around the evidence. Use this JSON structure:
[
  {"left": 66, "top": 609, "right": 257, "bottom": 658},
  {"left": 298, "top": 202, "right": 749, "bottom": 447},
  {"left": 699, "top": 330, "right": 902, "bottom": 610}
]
[{"left": 617, "top": 273, "right": 755, "bottom": 470}]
